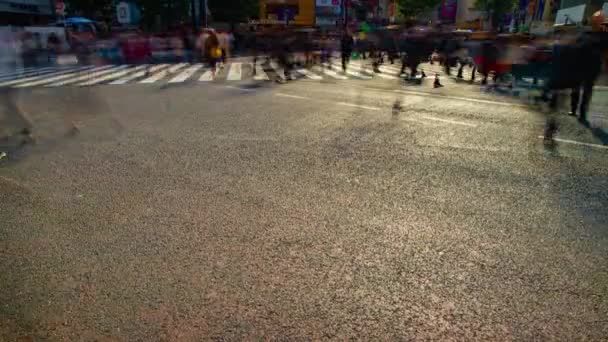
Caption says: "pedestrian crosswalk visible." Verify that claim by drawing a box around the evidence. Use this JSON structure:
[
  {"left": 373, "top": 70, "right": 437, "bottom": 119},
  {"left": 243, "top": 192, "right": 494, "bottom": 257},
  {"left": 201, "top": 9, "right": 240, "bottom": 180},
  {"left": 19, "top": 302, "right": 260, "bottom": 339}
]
[{"left": 0, "top": 61, "right": 482, "bottom": 88}]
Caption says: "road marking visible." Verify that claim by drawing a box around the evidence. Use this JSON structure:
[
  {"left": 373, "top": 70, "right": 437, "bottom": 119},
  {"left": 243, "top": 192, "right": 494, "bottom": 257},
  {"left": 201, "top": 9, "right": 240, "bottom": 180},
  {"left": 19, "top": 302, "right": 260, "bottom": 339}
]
[
  {"left": 350, "top": 63, "right": 398, "bottom": 80},
  {"left": 402, "top": 117, "right": 440, "bottom": 126},
  {"left": 294, "top": 68, "right": 323, "bottom": 80},
  {"left": 0, "top": 66, "right": 59, "bottom": 82},
  {"left": 336, "top": 102, "right": 380, "bottom": 111},
  {"left": 168, "top": 64, "right": 203, "bottom": 83},
  {"left": 314, "top": 65, "right": 348, "bottom": 79},
  {"left": 421, "top": 115, "right": 478, "bottom": 127},
  {"left": 0, "top": 66, "right": 38, "bottom": 77},
  {"left": 109, "top": 64, "right": 170, "bottom": 84},
  {"left": 330, "top": 63, "right": 372, "bottom": 79},
  {"left": 275, "top": 93, "right": 310, "bottom": 100},
  {"left": 227, "top": 62, "right": 242, "bottom": 80},
  {"left": 14, "top": 66, "right": 110, "bottom": 88},
  {"left": 394, "top": 89, "right": 528, "bottom": 108},
  {"left": 140, "top": 63, "right": 187, "bottom": 83},
  {"left": 47, "top": 65, "right": 130, "bottom": 86},
  {"left": 253, "top": 64, "right": 269, "bottom": 80},
  {"left": 0, "top": 66, "right": 88, "bottom": 87},
  {"left": 537, "top": 136, "right": 608, "bottom": 150},
  {"left": 270, "top": 61, "right": 286, "bottom": 81},
  {"left": 167, "top": 63, "right": 188, "bottom": 73},
  {"left": 80, "top": 65, "right": 148, "bottom": 85},
  {"left": 224, "top": 85, "right": 255, "bottom": 92},
  {"left": 199, "top": 69, "right": 214, "bottom": 81}
]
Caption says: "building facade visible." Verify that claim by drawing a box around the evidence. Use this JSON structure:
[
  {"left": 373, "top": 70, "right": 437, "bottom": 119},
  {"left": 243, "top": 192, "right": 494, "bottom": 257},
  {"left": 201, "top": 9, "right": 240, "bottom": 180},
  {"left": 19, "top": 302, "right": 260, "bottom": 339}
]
[
  {"left": 259, "top": 0, "right": 315, "bottom": 25},
  {"left": 0, "top": 0, "right": 55, "bottom": 25}
]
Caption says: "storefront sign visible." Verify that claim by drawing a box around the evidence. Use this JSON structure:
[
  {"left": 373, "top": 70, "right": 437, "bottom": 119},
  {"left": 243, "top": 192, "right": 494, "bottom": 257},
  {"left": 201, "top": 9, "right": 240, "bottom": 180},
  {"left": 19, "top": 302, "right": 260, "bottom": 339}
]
[{"left": 555, "top": 4, "right": 585, "bottom": 25}]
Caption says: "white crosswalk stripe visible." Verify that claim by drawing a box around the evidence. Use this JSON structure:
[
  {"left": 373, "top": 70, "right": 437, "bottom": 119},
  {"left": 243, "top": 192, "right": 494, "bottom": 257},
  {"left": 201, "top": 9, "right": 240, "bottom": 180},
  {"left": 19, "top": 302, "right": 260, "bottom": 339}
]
[
  {"left": 294, "top": 68, "right": 323, "bottom": 80},
  {"left": 14, "top": 66, "right": 111, "bottom": 88},
  {"left": 329, "top": 63, "right": 372, "bottom": 79},
  {"left": 379, "top": 65, "right": 402, "bottom": 76},
  {"left": 269, "top": 61, "right": 285, "bottom": 81},
  {"left": 0, "top": 61, "right": 485, "bottom": 87},
  {"left": 253, "top": 64, "right": 269, "bottom": 80},
  {"left": 0, "top": 66, "right": 60, "bottom": 82},
  {"left": 0, "top": 66, "right": 89, "bottom": 87},
  {"left": 0, "top": 66, "right": 42, "bottom": 78},
  {"left": 199, "top": 69, "right": 214, "bottom": 81},
  {"left": 140, "top": 63, "right": 187, "bottom": 83},
  {"left": 350, "top": 63, "right": 398, "bottom": 80},
  {"left": 169, "top": 64, "right": 203, "bottom": 83},
  {"left": 109, "top": 64, "right": 170, "bottom": 84},
  {"left": 80, "top": 65, "right": 148, "bottom": 86},
  {"left": 313, "top": 65, "right": 348, "bottom": 80},
  {"left": 227, "top": 62, "right": 242, "bottom": 80},
  {"left": 47, "top": 65, "right": 130, "bottom": 87}
]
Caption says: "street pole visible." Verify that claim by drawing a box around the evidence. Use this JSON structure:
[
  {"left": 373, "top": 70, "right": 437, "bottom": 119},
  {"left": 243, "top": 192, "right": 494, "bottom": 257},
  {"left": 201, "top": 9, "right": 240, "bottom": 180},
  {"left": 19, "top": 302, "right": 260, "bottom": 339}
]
[
  {"left": 191, "top": 0, "right": 198, "bottom": 32},
  {"left": 204, "top": 0, "right": 208, "bottom": 28},
  {"left": 343, "top": 0, "right": 348, "bottom": 30},
  {"left": 198, "top": 0, "right": 205, "bottom": 28}
]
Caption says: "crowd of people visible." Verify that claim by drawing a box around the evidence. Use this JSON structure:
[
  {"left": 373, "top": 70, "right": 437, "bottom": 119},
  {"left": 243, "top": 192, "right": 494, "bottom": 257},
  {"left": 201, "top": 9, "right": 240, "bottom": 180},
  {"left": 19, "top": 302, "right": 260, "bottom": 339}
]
[{"left": 1, "top": 23, "right": 607, "bottom": 145}]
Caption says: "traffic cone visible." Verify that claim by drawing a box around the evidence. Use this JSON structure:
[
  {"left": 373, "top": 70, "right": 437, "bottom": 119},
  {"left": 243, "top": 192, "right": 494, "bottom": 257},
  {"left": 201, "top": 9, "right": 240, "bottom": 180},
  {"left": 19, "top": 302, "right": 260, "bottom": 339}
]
[{"left": 433, "top": 73, "right": 443, "bottom": 88}]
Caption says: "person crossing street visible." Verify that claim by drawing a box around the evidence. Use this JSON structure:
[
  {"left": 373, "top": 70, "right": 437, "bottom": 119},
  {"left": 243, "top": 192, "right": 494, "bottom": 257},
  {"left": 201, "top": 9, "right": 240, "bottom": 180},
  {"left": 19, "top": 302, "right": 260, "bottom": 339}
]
[{"left": 341, "top": 30, "right": 354, "bottom": 72}]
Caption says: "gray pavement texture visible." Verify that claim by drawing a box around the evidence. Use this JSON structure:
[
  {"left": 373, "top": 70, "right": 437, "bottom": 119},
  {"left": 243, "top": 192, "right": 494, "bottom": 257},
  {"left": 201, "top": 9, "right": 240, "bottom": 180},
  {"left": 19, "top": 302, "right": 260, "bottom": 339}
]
[{"left": 1, "top": 77, "right": 608, "bottom": 340}]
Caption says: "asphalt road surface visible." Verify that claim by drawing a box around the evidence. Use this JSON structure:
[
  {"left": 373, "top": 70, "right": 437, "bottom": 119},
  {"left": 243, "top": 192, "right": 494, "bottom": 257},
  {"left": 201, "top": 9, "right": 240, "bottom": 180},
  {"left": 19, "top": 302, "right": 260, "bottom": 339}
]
[{"left": 1, "top": 75, "right": 608, "bottom": 340}]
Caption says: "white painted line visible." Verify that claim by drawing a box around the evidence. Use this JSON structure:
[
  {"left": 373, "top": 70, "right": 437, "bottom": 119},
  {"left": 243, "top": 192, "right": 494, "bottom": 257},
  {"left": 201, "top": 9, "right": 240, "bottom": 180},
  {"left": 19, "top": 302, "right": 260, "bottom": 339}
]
[
  {"left": 253, "top": 64, "right": 269, "bottom": 80},
  {"left": 224, "top": 85, "right": 255, "bottom": 92},
  {"left": 14, "top": 66, "right": 109, "bottom": 88},
  {"left": 394, "top": 89, "right": 528, "bottom": 108},
  {"left": 313, "top": 65, "right": 348, "bottom": 80},
  {"left": 167, "top": 63, "right": 188, "bottom": 73},
  {"left": 350, "top": 63, "right": 397, "bottom": 80},
  {"left": 0, "top": 66, "right": 59, "bottom": 81},
  {"left": 275, "top": 93, "right": 310, "bottom": 100},
  {"left": 0, "top": 67, "right": 87, "bottom": 87},
  {"left": 168, "top": 64, "right": 203, "bottom": 83},
  {"left": 227, "top": 62, "right": 242, "bottom": 81},
  {"left": 421, "top": 115, "right": 478, "bottom": 127},
  {"left": 79, "top": 65, "right": 148, "bottom": 86},
  {"left": 199, "top": 69, "right": 214, "bottom": 81},
  {"left": 109, "top": 64, "right": 169, "bottom": 84},
  {"left": 336, "top": 102, "right": 380, "bottom": 111},
  {"left": 294, "top": 68, "right": 323, "bottom": 80},
  {"left": 402, "top": 117, "right": 440, "bottom": 126},
  {"left": 47, "top": 65, "right": 129, "bottom": 86},
  {"left": 140, "top": 63, "right": 187, "bottom": 83},
  {"left": 330, "top": 63, "right": 372, "bottom": 79},
  {"left": 537, "top": 136, "right": 608, "bottom": 150},
  {"left": 270, "top": 61, "right": 286, "bottom": 81}
]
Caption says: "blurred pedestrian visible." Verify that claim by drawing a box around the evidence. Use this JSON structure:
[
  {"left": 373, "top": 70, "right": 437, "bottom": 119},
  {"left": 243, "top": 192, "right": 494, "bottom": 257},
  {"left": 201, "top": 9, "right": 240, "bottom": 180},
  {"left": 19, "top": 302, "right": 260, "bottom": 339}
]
[
  {"left": 47, "top": 33, "right": 61, "bottom": 65},
  {"left": 341, "top": 29, "right": 354, "bottom": 72},
  {"left": 197, "top": 28, "right": 209, "bottom": 63},
  {"left": 0, "top": 88, "right": 33, "bottom": 146},
  {"left": 218, "top": 30, "right": 230, "bottom": 68},
  {"left": 204, "top": 29, "right": 221, "bottom": 75}
]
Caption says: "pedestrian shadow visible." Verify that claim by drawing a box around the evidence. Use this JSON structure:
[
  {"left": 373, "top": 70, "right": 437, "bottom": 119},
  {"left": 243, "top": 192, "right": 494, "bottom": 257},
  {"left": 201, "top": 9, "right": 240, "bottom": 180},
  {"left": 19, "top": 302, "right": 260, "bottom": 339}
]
[{"left": 590, "top": 126, "right": 608, "bottom": 145}]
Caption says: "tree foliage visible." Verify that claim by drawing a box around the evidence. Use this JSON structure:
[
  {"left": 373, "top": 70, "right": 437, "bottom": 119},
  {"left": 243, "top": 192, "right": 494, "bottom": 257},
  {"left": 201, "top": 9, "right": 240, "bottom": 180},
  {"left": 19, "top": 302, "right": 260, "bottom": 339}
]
[{"left": 396, "top": 0, "right": 443, "bottom": 19}]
